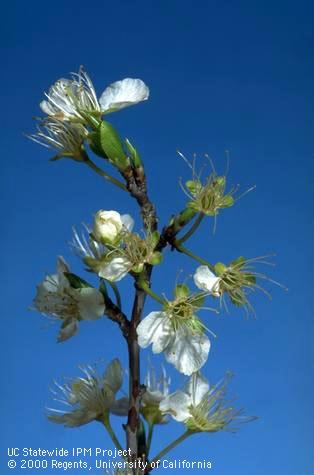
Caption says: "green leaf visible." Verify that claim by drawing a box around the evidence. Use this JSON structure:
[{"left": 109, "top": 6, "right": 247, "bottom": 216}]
[
  {"left": 125, "top": 138, "right": 142, "bottom": 167},
  {"left": 88, "top": 131, "right": 108, "bottom": 159},
  {"left": 99, "top": 121, "right": 128, "bottom": 170},
  {"left": 63, "top": 272, "right": 91, "bottom": 289}
]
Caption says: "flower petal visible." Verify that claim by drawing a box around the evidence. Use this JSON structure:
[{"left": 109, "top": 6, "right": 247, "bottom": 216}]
[
  {"left": 137, "top": 311, "right": 173, "bottom": 353},
  {"left": 164, "top": 327, "right": 210, "bottom": 376},
  {"left": 104, "top": 359, "right": 123, "bottom": 393},
  {"left": 48, "top": 408, "right": 97, "bottom": 427},
  {"left": 77, "top": 288, "right": 105, "bottom": 320},
  {"left": 121, "top": 214, "right": 134, "bottom": 232},
  {"left": 58, "top": 318, "right": 78, "bottom": 342},
  {"left": 159, "top": 391, "right": 191, "bottom": 422},
  {"left": 187, "top": 372, "right": 210, "bottom": 406},
  {"left": 99, "top": 257, "right": 130, "bottom": 282},
  {"left": 99, "top": 78, "right": 149, "bottom": 113},
  {"left": 194, "top": 266, "right": 221, "bottom": 296}
]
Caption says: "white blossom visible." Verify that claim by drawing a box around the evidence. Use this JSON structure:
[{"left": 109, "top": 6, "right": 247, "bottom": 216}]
[
  {"left": 71, "top": 218, "right": 135, "bottom": 282},
  {"left": 48, "top": 359, "right": 128, "bottom": 427},
  {"left": 71, "top": 224, "right": 105, "bottom": 261},
  {"left": 33, "top": 257, "right": 105, "bottom": 342},
  {"left": 93, "top": 210, "right": 134, "bottom": 244},
  {"left": 40, "top": 67, "right": 100, "bottom": 121},
  {"left": 40, "top": 67, "right": 149, "bottom": 122},
  {"left": 137, "top": 311, "right": 210, "bottom": 376},
  {"left": 96, "top": 230, "right": 159, "bottom": 283},
  {"left": 193, "top": 266, "right": 221, "bottom": 297},
  {"left": 98, "top": 256, "right": 132, "bottom": 282}
]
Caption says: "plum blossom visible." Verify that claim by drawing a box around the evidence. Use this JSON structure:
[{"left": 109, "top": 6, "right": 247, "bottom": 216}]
[
  {"left": 33, "top": 257, "right": 105, "bottom": 342},
  {"left": 40, "top": 67, "right": 149, "bottom": 123},
  {"left": 48, "top": 359, "right": 128, "bottom": 427},
  {"left": 137, "top": 289, "right": 211, "bottom": 376}
]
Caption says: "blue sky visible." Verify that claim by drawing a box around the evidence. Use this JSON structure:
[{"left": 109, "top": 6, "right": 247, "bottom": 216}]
[{"left": 1, "top": 0, "right": 314, "bottom": 473}]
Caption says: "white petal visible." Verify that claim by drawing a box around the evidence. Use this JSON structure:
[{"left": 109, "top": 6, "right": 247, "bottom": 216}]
[
  {"left": 98, "top": 257, "right": 130, "bottom": 282},
  {"left": 93, "top": 210, "right": 123, "bottom": 242},
  {"left": 36, "top": 274, "right": 59, "bottom": 296},
  {"left": 99, "top": 78, "right": 149, "bottom": 113},
  {"left": 121, "top": 214, "right": 134, "bottom": 232},
  {"left": 137, "top": 312, "right": 173, "bottom": 353},
  {"left": 57, "top": 256, "right": 71, "bottom": 287},
  {"left": 58, "top": 318, "right": 78, "bottom": 342},
  {"left": 159, "top": 391, "right": 191, "bottom": 422},
  {"left": 49, "top": 408, "right": 97, "bottom": 427},
  {"left": 194, "top": 266, "right": 221, "bottom": 296},
  {"left": 40, "top": 100, "right": 55, "bottom": 115},
  {"left": 77, "top": 288, "right": 105, "bottom": 320},
  {"left": 164, "top": 327, "right": 210, "bottom": 376},
  {"left": 104, "top": 359, "right": 123, "bottom": 393},
  {"left": 186, "top": 372, "right": 210, "bottom": 406}
]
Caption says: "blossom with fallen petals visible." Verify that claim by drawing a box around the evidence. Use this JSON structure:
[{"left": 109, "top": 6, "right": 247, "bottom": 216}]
[
  {"left": 183, "top": 173, "right": 235, "bottom": 217},
  {"left": 160, "top": 372, "right": 251, "bottom": 432}
]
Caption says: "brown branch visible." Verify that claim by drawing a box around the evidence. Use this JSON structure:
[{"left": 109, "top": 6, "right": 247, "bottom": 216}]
[
  {"left": 157, "top": 207, "right": 197, "bottom": 251},
  {"left": 120, "top": 166, "right": 196, "bottom": 468},
  {"left": 122, "top": 166, "right": 158, "bottom": 232},
  {"left": 103, "top": 296, "right": 130, "bottom": 338},
  {"left": 120, "top": 165, "right": 158, "bottom": 466}
]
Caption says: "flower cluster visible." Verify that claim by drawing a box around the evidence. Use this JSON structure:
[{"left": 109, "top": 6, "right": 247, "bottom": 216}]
[
  {"left": 72, "top": 210, "right": 162, "bottom": 282},
  {"left": 28, "top": 67, "right": 269, "bottom": 467},
  {"left": 29, "top": 67, "right": 149, "bottom": 163},
  {"left": 183, "top": 173, "right": 235, "bottom": 217}
]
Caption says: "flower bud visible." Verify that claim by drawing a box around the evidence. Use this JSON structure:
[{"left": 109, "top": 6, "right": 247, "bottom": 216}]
[{"left": 93, "top": 210, "right": 123, "bottom": 244}]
